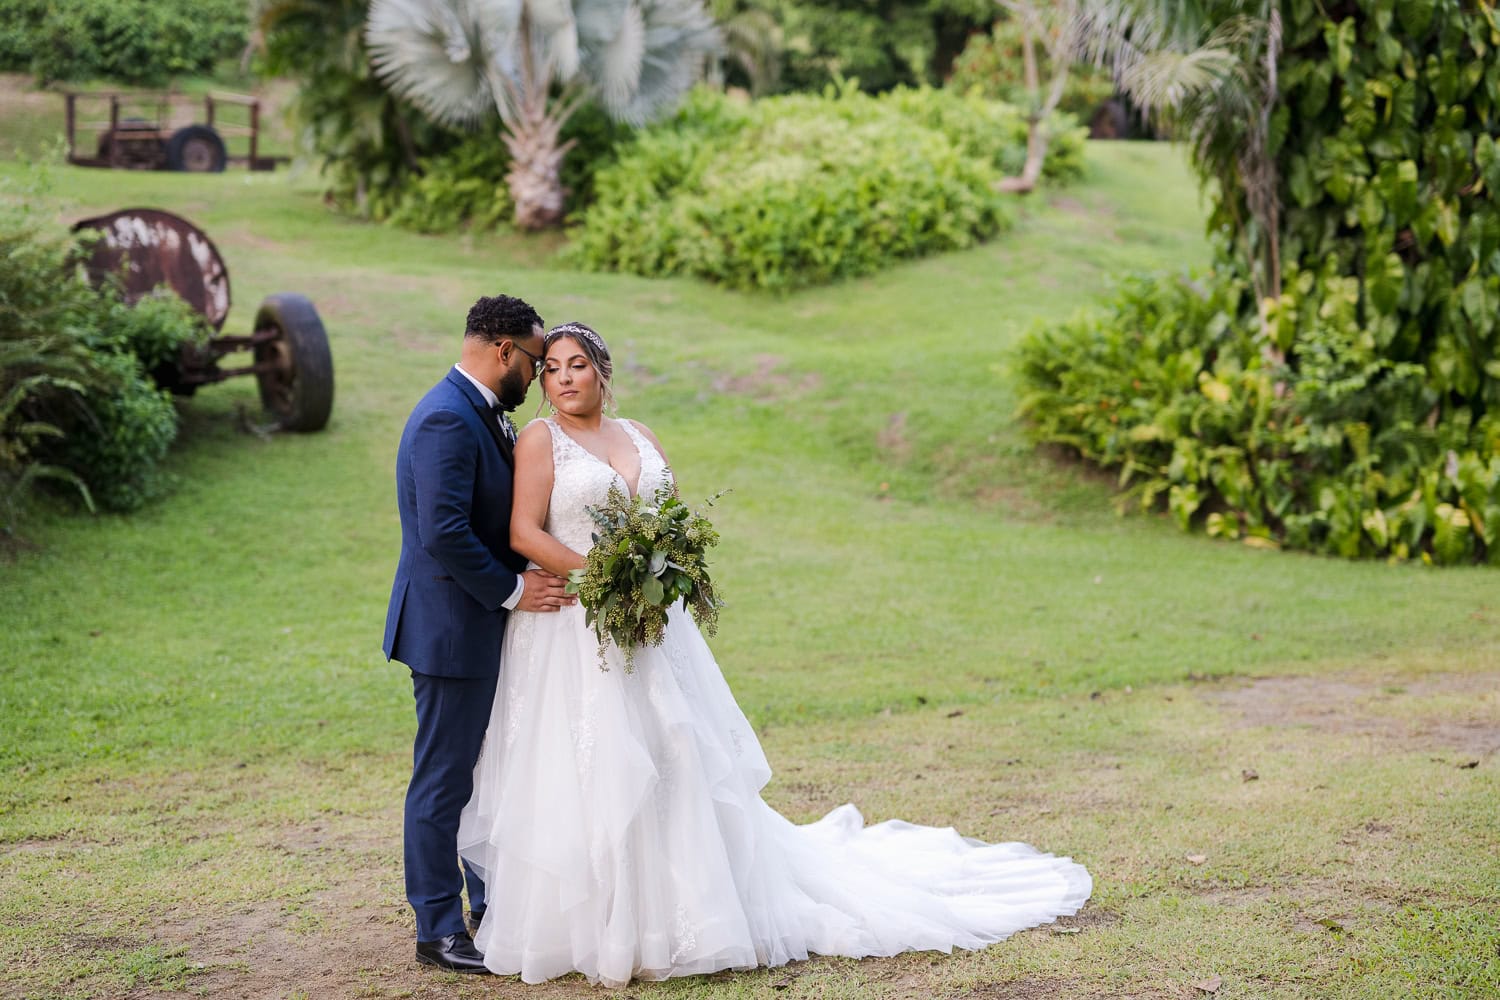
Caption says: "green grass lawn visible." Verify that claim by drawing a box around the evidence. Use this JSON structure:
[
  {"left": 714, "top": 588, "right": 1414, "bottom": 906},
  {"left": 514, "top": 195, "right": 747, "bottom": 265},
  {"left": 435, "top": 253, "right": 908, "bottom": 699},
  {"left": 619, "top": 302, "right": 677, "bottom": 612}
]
[{"left": 1, "top": 140, "right": 1497, "bottom": 1000}]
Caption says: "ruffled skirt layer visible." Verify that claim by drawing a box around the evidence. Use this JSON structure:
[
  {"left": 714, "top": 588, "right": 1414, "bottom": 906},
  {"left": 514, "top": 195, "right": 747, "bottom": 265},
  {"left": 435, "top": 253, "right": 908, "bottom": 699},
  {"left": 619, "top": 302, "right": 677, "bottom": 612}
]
[{"left": 457, "top": 605, "right": 1091, "bottom": 987}]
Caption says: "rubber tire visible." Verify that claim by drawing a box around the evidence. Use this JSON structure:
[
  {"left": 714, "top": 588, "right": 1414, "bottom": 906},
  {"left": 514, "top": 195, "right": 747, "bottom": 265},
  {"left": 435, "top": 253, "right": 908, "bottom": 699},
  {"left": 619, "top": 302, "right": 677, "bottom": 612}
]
[
  {"left": 254, "top": 294, "right": 334, "bottom": 432},
  {"left": 164, "top": 124, "right": 227, "bottom": 173}
]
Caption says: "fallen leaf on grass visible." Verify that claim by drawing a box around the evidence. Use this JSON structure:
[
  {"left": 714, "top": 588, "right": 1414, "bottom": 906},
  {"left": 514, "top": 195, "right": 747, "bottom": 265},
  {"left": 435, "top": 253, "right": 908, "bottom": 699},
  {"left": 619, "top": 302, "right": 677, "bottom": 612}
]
[
  {"left": 946, "top": 709, "right": 964, "bottom": 718},
  {"left": 1185, "top": 853, "right": 1207, "bottom": 865},
  {"left": 1051, "top": 926, "right": 1081, "bottom": 935},
  {"left": 1191, "top": 974, "right": 1222, "bottom": 993}
]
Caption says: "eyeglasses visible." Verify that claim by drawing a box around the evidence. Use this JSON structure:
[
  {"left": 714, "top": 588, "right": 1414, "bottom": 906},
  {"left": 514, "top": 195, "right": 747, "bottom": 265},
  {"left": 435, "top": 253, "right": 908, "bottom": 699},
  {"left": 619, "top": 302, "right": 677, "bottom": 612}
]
[{"left": 510, "top": 342, "right": 543, "bottom": 378}]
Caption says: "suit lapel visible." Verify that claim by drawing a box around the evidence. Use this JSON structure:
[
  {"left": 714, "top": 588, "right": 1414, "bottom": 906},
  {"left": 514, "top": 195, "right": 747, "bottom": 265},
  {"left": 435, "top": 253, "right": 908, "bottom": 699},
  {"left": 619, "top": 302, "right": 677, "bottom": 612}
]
[{"left": 446, "top": 369, "right": 515, "bottom": 467}]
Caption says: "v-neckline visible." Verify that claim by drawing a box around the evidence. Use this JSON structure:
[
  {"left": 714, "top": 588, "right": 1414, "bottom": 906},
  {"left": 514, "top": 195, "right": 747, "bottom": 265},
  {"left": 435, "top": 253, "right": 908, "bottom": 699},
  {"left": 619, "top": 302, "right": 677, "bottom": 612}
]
[{"left": 553, "top": 419, "right": 643, "bottom": 498}]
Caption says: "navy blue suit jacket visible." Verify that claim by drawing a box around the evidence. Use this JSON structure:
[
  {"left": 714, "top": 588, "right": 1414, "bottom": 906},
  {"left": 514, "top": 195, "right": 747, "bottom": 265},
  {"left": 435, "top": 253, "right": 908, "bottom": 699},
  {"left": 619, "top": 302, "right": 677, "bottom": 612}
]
[{"left": 383, "top": 369, "right": 526, "bottom": 679}]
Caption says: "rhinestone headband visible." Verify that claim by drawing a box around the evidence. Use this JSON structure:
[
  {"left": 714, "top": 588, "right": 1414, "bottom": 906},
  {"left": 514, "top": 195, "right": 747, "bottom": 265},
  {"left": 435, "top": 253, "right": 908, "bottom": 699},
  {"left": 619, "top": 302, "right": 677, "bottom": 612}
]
[{"left": 545, "top": 322, "right": 609, "bottom": 357}]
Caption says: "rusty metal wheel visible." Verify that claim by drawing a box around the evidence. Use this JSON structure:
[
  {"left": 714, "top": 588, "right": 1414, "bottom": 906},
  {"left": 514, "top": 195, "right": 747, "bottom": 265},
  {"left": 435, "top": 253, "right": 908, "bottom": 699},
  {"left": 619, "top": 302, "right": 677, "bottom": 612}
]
[
  {"left": 165, "top": 125, "right": 226, "bottom": 173},
  {"left": 253, "top": 294, "right": 334, "bottom": 432}
]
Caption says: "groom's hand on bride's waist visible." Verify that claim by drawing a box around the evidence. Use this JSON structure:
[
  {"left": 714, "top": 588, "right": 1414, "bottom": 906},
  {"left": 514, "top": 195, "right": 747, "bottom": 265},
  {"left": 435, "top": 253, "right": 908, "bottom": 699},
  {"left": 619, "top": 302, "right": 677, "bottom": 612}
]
[{"left": 516, "top": 569, "right": 576, "bottom": 613}]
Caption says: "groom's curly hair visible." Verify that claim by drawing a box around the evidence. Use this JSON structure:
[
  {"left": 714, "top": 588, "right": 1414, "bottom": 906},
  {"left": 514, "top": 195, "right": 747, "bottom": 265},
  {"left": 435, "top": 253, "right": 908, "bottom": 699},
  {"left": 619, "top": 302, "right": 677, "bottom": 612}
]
[{"left": 464, "top": 295, "right": 543, "bottom": 345}]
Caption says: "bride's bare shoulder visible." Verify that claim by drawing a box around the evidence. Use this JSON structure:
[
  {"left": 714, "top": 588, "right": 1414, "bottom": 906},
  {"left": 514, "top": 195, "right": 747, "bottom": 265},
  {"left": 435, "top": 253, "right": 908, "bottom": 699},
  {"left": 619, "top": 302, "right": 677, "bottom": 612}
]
[{"left": 514, "top": 419, "right": 554, "bottom": 464}]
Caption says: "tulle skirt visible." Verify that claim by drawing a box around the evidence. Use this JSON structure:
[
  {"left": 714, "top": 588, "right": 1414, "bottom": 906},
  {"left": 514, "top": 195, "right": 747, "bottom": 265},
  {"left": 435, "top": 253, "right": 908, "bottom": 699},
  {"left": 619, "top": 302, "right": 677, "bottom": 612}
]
[{"left": 457, "top": 604, "right": 1091, "bottom": 987}]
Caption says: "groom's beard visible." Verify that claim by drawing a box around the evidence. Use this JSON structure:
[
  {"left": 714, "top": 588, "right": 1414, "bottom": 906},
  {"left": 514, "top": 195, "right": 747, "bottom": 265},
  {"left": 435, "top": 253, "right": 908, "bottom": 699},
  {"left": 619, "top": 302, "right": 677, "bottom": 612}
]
[{"left": 497, "top": 366, "right": 528, "bottom": 411}]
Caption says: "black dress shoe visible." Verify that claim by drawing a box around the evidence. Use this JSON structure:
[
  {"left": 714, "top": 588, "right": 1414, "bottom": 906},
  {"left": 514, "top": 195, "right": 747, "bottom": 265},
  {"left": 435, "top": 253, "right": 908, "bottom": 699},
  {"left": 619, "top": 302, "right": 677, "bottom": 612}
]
[
  {"left": 415, "top": 932, "right": 491, "bottom": 974},
  {"left": 467, "top": 909, "right": 485, "bottom": 936}
]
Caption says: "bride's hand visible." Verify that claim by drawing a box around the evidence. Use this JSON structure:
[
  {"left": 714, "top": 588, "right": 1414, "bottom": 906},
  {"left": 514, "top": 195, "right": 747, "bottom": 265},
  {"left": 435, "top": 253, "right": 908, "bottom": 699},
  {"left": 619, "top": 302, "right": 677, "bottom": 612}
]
[{"left": 516, "top": 569, "right": 576, "bottom": 613}]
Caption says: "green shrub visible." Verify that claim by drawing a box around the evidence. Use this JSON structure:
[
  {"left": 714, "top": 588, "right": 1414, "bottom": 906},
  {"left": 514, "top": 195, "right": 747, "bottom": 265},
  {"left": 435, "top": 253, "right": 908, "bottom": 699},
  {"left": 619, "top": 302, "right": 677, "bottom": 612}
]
[
  {"left": 33, "top": 0, "right": 246, "bottom": 85},
  {"left": 0, "top": 195, "right": 100, "bottom": 535},
  {"left": 1017, "top": 0, "right": 1500, "bottom": 565},
  {"left": 947, "top": 18, "right": 1115, "bottom": 121},
  {"left": 1, "top": 181, "right": 207, "bottom": 526},
  {"left": 881, "top": 85, "right": 1087, "bottom": 183},
  {"left": 51, "top": 289, "right": 207, "bottom": 512},
  {"left": 360, "top": 106, "right": 630, "bottom": 234},
  {"left": 1018, "top": 267, "right": 1500, "bottom": 564},
  {"left": 262, "top": 0, "right": 632, "bottom": 232},
  {"left": 569, "top": 85, "right": 1083, "bottom": 291},
  {"left": 53, "top": 348, "right": 181, "bottom": 513},
  {"left": 0, "top": 0, "right": 47, "bottom": 73},
  {"left": 12, "top": 0, "right": 248, "bottom": 86}
]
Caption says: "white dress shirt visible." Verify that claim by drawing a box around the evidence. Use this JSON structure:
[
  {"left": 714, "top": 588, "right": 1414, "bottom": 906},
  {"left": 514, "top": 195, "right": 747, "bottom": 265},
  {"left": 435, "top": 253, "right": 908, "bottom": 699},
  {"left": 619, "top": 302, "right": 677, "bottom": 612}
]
[{"left": 454, "top": 364, "right": 524, "bottom": 611}]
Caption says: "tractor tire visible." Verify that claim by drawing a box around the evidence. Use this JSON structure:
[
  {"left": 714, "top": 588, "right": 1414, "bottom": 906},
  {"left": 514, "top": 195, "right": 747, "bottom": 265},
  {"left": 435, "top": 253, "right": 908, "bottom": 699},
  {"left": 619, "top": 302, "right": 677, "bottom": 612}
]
[
  {"left": 165, "top": 124, "right": 227, "bottom": 173},
  {"left": 253, "top": 294, "right": 334, "bottom": 432}
]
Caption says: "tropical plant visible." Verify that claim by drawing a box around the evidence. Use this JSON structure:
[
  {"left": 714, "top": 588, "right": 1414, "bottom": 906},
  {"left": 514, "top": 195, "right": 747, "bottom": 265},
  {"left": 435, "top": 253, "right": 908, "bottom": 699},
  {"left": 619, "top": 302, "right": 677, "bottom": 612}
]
[
  {"left": 706, "top": 0, "right": 781, "bottom": 96},
  {"left": 947, "top": 17, "right": 1115, "bottom": 121},
  {"left": 708, "top": 0, "right": 994, "bottom": 94},
  {"left": 569, "top": 84, "right": 1084, "bottom": 291},
  {"left": 1078, "top": 0, "right": 1284, "bottom": 329},
  {"left": 260, "top": 0, "right": 455, "bottom": 216},
  {"left": 0, "top": 199, "right": 98, "bottom": 537},
  {"left": 1019, "top": 0, "right": 1500, "bottom": 564},
  {"left": 364, "top": 0, "right": 721, "bottom": 229}
]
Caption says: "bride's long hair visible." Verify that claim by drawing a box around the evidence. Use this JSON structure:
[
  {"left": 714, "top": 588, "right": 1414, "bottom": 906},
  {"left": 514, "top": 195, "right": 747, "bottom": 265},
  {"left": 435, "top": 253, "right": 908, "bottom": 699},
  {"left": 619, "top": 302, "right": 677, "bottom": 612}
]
[{"left": 539, "top": 321, "right": 615, "bottom": 414}]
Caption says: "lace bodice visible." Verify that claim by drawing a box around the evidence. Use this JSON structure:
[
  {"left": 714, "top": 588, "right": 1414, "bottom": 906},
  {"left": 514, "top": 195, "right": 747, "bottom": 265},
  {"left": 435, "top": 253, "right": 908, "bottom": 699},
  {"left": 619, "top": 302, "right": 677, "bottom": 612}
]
[{"left": 537, "top": 417, "right": 673, "bottom": 555}]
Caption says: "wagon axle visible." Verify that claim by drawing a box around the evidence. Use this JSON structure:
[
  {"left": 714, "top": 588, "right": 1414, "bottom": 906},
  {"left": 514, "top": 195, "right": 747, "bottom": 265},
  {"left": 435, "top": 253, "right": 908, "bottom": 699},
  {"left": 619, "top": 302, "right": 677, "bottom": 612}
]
[{"left": 73, "top": 209, "right": 334, "bottom": 432}]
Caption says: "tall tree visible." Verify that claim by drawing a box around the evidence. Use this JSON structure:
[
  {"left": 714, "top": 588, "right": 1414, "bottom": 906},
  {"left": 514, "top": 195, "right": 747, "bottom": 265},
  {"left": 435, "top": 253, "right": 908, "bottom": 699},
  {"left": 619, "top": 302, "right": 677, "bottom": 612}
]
[
  {"left": 1079, "top": 1, "right": 1283, "bottom": 331},
  {"left": 365, "top": 0, "right": 720, "bottom": 229}
]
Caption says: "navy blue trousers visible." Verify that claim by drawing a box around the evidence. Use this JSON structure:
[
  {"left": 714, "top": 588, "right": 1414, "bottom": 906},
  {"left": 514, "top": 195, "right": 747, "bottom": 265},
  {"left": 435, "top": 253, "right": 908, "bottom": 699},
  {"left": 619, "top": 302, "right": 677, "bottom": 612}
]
[{"left": 404, "top": 670, "right": 498, "bottom": 941}]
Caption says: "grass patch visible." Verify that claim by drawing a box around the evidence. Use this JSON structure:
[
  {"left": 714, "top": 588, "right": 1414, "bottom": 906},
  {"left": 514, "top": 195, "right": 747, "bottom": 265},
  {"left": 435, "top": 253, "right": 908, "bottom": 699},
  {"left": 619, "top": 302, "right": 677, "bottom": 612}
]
[{"left": 0, "top": 140, "right": 1496, "bottom": 998}]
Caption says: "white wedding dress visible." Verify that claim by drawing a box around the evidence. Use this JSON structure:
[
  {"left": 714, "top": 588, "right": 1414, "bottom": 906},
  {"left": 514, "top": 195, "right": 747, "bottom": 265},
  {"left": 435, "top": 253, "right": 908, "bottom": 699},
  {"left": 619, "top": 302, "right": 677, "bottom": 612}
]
[{"left": 457, "top": 417, "right": 1091, "bottom": 987}]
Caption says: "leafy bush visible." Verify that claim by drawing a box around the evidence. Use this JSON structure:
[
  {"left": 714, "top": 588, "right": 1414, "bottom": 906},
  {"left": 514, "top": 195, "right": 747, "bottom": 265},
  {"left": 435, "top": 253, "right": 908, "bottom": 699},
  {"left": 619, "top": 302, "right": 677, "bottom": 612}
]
[
  {"left": 1017, "top": 0, "right": 1500, "bottom": 565},
  {"left": 710, "top": 0, "right": 995, "bottom": 94},
  {"left": 1018, "top": 269, "right": 1500, "bottom": 564},
  {"left": 0, "top": 0, "right": 47, "bottom": 73},
  {"left": 569, "top": 85, "right": 1084, "bottom": 291},
  {"left": 359, "top": 106, "right": 630, "bottom": 234},
  {"left": 3, "top": 0, "right": 248, "bottom": 85},
  {"left": 947, "top": 18, "right": 1115, "bottom": 121},
  {"left": 261, "top": 0, "right": 630, "bottom": 232},
  {"left": 52, "top": 289, "right": 207, "bottom": 512},
  {"left": 1, "top": 196, "right": 100, "bottom": 535},
  {"left": 1, "top": 184, "right": 207, "bottom": 529}
]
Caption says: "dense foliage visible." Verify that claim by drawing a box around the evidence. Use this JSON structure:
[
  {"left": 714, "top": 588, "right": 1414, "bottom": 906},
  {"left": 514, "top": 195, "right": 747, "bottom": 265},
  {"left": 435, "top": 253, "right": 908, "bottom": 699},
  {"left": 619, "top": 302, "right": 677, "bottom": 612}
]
[
  {"left": 1019, "top": 0, "right": 1500, "bottom": 563},
  {"left": 710, "top": 0, "right": 994, "bottom": 94},
  {"left": 1, "top": 196, "right": 207, "bottom": 531},
  {"left": 569, "top": 85, "right": 1085, "bottom": 291},
  {"left": 260, "top": 0, "right": 630, "bottom": 231},
  {"left": 947, "top": 18, "right": 1115, "bottom": 120},
  {"left": 0, "top": 0, "right": 248, "bottom": 85},
  {"left": 1, "top": 199, "right": 99, "bottom": 535}
]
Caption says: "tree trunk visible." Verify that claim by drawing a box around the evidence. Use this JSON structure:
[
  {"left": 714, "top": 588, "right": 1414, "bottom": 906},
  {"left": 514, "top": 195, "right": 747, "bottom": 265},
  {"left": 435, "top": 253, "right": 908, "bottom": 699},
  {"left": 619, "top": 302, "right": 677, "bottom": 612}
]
[
  {"left": 502, "top": 113, "right": 574, "bottom": 230},
  {"left": 994, "top": 9, "right": 1075, "bottom": 195},
  {"left": 996, "top": 118, "right": 1049, "bottom": 194},
  {"left": 491, "top": 10, "right": 585, "bottom": 230}
]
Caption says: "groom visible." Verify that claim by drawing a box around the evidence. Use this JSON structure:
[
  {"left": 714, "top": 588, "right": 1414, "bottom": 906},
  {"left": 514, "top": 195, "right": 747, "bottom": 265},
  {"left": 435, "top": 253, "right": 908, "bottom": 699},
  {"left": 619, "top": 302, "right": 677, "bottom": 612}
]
[{"left": 383, "top": 294, "right": 573, "bottom": 973}]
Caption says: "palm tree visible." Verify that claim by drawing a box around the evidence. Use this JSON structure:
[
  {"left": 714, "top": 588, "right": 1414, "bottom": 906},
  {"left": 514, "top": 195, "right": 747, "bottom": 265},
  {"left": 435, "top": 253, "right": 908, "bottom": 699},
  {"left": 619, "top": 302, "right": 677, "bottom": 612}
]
[
  {"left": 365, "top": 0, "right": 721, "bottom": 230},
  {"left": 1077, "top": 1, "right": 1284, "bottom": 322}
]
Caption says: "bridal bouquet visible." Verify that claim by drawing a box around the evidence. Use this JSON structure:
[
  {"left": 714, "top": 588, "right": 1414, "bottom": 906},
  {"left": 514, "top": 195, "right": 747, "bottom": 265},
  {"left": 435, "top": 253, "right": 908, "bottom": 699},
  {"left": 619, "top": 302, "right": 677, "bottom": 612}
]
[{"left": 567, "top": 484, "right": 727, "bottom": 672}]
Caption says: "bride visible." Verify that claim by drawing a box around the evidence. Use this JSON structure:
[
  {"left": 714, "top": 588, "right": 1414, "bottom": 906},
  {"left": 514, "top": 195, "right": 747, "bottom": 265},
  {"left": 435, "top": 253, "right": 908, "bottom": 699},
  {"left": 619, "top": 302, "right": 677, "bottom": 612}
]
[{"left": 457, "top": 322, "right": 1091, "bottom": 986}]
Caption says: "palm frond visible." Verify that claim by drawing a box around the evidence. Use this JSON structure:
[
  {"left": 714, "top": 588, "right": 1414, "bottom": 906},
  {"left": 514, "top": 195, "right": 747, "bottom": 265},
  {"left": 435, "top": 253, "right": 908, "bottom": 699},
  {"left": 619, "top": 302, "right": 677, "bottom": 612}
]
[
  {"left": 366, "top": 0, "right": 521, "bottom": 127},
  {"left": 599, "top": 0, "right": 720, "bottom": 126}
]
